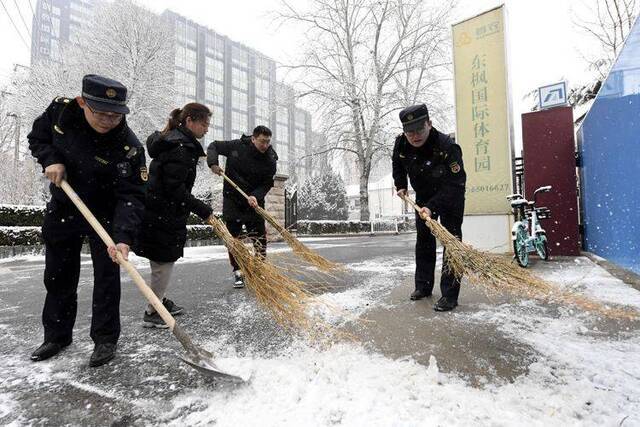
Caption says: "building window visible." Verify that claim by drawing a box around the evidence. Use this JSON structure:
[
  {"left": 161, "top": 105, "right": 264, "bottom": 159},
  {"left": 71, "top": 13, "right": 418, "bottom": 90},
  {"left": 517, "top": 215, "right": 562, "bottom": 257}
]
[
  {"left": 175, "top": 46, "right": 197, "bottom": 72},
  {"left": 187, "top": 24, "right": 198, "bottom": 45},
  {"left": 175, "top": 70, "right": 196, "bottom": 98},
  {"left": 277, "top": 161, "right": 289, "bottom": 175},
  {"left": 70, "top": 0, "right": 91, "bottom": 22},
  {"left": 50, "top": 39, "right": 61, "bottom": 61},
  {"left": 277, "top": 123, "right": 289, "bottom": 144},
  {"left": 256, "top": 77, "right": 270, "bottom": 99},
  {"left": 277, "top": 106, "right": 288, "bottom": 122},
  {"left": 212, "top": 105, "right": 224, "bottom": 128},
  {"left": 232, "top": 67, "right": 248, "bottom": 90},
  {"left": 186, "top": 48, "right": 197, "bottom": 72},
  {"left": 231, "top": 89, "right": 247, "bottom": 110},
  {"left": 175, "top": 21, "right": 186, "bottom": 43},
  {"left": 295, "top": 109, "right": 306, "bottom": 126},
  {"left": 295, "top": 129, "right": 306, "bottom": 150},
  {"left": 175, "top": 45, "right": 186, "bottom": 69},
  {"left": 205, "top": 80, "right": 224, "bottom": 106},
  {"left": 256, "top": 56, "right": 271, "bottom": 77},
  {"left": 232, "top": 111, "right": 248, "bottom": 134},
  {"left": 277, "top": 143, "right": 289, "bottom": 162},
  {"left": 50, "top": 16, "right": 60, "bottom": 38},
  {"left": 231, "top": 45, "right": 248, "bottom": 68},
  {"left": 206, "top": 33, "right": 224, "bottom": 59},
  {"left": 205, "top": 56, "right": 224, "bottom": 81},
  {"left": 255, "top": 98, "right": 270, "bottom": 124}
]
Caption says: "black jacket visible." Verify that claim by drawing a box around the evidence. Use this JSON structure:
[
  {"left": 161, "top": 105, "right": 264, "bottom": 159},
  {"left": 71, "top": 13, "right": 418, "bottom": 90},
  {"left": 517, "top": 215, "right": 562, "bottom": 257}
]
[
  {"left": 392, "top": 127, "right": 466, "bottom": 217},
  {"left": 134, "top": 127, "right": 213, "bottom": 263},
  {"left": 206, "top": 135, "right": 277, "bottom": 222},
  {"left": 27, "top": 97, "right": 146, "bottom": 245}
]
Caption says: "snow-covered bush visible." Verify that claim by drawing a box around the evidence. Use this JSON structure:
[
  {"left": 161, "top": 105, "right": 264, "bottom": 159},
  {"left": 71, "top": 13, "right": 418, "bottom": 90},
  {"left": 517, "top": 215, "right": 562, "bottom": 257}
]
[
  {"left": 0, "top": 205, "right": 46, "bottom": 226},
  {"left": 297, "top": 220, "right": 372, "bottom": 235},
  {"left": 298, "top": 170, "right": 348, "bottom": 220},
  {"left": 0, "top": 227, "right": 43, "bottom": 246}
]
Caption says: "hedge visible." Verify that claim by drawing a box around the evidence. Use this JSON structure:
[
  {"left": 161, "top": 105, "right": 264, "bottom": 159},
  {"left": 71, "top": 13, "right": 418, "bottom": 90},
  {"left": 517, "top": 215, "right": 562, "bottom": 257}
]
[
  {"left": 296, "top": 220, "right": 414, "bottom": 235},
  {"left": 0, "top": 205, "right": 46, "bottom": 226},
  {"left": 0, "top": 227, "right": 43, "bottom": 246},
  {"left": 0, "top": 204, "right": 220, "bottom": 228},
  {"left": 0, "top": 225, "right": 222, "bottom": 248}
]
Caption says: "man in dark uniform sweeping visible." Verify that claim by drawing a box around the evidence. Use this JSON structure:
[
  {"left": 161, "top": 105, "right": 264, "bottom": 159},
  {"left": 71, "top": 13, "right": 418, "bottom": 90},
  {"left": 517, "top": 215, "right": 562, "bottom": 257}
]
[
  {"left": 392, "top": 104, "right": 466, "bottom": 312},
  {"left": 207, "top": 125, "right": 277, "bottom": 288},
  {"left": 28, "top": 74, "right": 147, "bottom": 366}
]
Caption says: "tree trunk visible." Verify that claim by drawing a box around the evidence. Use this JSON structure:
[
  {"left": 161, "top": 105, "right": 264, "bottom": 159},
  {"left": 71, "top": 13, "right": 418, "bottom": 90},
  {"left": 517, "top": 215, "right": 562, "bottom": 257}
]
[{"left": 359, "top": 166, "right": 370, "bottom": 221}]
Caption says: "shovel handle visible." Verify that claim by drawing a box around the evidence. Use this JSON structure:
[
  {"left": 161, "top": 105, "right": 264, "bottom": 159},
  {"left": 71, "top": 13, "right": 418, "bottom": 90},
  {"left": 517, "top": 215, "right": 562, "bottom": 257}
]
[{"left": 59, "top": 180, "right": 176, "bottom": 330}]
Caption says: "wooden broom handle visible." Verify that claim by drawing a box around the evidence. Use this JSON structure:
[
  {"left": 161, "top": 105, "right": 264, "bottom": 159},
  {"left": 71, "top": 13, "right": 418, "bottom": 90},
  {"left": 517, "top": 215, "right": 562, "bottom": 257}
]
[
  {"left": 218, "top": 170, "right": 252, "bottom": 201},
  {"left": 59, "top": 180, "right": 176, "bottom": 330},
  {"left": 401, "top": 193, "right": 430, "bottom": 220}
]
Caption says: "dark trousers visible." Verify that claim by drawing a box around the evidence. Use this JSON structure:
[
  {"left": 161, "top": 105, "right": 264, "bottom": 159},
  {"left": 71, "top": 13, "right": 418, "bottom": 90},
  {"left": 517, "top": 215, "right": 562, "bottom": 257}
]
[
  {"left": 225, "top": 218, "right": 267, "bottom": 271},
  {"left": 42, "top": 230, "right": 121, "bottom": 345},
  {"left": 415, "top": 211, "right": 463, "bottom": 301}
]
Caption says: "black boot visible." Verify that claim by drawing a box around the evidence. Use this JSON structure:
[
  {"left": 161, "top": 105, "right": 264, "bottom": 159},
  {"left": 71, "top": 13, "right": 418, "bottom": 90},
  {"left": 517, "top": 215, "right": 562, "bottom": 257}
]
[
  {"left": 31, "top": 340, "right": 72, "bottom": 362},
  {"left": 89, "top": 343, "right": 117, "bottom": 367},
  {"left": 434, "top": 297, "right": 458, "bottom": 312},
  {"left": 410, "top": 290, "right": 431, "bottom": 300}
]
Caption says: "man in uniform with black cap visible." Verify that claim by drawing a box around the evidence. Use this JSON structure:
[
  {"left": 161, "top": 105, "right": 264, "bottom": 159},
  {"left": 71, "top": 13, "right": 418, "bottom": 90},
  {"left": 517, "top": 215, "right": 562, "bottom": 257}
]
[
  {"left": 28, "top": 74, "right": 147, "bottom": 366},
  {"left": 392, "top": 104, "right": 466, "bottom": 312}
]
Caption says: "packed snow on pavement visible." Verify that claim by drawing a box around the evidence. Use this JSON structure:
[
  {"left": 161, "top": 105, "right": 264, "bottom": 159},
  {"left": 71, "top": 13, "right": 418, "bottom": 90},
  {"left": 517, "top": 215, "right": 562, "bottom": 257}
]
[{"left": 1, "top": 239, "right": 639, "bottom": 426}]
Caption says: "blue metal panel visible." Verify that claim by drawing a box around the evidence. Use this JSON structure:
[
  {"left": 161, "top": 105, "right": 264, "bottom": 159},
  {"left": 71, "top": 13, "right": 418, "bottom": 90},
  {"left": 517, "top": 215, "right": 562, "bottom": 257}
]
[{"left": 579, "top": 18, "right": 640, "bottom": 274}]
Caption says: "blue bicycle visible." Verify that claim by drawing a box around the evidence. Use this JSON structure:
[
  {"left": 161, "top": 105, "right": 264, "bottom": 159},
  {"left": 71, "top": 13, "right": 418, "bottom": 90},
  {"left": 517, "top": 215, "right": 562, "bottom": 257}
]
[{"left": 506, "top": 186, "right": 552, "bottom": 267}]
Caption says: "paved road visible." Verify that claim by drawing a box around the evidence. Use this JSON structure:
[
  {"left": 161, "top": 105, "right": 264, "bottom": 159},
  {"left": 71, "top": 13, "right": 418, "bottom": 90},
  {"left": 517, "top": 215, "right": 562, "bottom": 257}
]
[{"left": 0, "top": 233, "right": 631, "bottom": 426}]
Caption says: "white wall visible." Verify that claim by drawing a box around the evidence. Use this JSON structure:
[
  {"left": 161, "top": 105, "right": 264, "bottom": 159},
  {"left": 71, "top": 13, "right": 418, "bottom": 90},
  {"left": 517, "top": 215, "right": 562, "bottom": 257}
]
[{"left": 461, "top": 214, "right": 513, "bottom": 253}]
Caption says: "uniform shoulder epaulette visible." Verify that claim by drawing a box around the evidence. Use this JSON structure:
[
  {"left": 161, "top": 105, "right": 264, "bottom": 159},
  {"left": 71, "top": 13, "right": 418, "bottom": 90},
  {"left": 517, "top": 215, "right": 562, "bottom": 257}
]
[
  {"left": 436, "top": 132, "right": 454, "bottom": 150},
  {"left": 53, "top": 96, "right": 72, "bottom": 104}
]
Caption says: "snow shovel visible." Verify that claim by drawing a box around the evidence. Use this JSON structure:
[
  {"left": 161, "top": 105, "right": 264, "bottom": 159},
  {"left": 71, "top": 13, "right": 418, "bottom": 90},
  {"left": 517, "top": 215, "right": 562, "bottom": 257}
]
[
  {"left": 59, "top": 180, "right": 244, "bottom": 382},
  {"left": 216, "top": 170, "right": 340, "bottom": 272}
]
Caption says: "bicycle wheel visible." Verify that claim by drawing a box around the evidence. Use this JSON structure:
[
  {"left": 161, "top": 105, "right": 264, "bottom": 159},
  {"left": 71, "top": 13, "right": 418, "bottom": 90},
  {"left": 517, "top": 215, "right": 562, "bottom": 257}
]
[
  {"left": 513, "top": 224, "right": 529, "bottom": 267},
  {"left": 535, "top": 234, "right": 549, "bottom": 260}
]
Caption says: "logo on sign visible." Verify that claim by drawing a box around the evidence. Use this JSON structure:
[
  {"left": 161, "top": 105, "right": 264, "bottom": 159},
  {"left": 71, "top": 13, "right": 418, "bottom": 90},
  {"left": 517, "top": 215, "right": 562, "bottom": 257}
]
[{"left": 538, "top": 82, "right": 568, "bottom": 109}]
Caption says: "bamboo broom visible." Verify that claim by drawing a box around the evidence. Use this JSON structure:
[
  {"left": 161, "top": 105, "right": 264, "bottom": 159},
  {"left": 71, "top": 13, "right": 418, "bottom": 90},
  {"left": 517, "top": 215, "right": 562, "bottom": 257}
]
[
  {"left": 206, "top": 216, "right": 336, "bottom": 336},
  {"left": 218, "top": 171, "right": 341, "bottom": 273},
  {"left": 402, "top": 195, "right": 638, "bottom": 320}
]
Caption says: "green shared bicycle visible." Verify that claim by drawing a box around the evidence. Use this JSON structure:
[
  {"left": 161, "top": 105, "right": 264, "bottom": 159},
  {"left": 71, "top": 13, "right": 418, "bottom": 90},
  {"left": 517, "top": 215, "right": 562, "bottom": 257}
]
[{"left": 506, "top": 186, "right": 552, "bottom": 268}]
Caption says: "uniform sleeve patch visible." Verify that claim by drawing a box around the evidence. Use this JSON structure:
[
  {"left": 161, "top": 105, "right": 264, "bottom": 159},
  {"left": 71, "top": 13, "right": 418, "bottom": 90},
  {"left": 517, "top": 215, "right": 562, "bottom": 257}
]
[
  {"left": 117, "top": 162, "right": 132, "bottom": 177},
  {"left": 140, "top": 166, "right": 149, "bottom": 182},
  {"left": 450, "top": 162, "right": 461, "bottom": 173}
]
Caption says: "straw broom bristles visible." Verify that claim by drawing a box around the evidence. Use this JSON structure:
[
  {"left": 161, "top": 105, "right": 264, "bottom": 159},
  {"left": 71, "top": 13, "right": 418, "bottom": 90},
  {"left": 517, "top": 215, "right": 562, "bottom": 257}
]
[
  {"left": 218, "top": 171, "right": 341, "bottom": 273},
  {"left": 206, "top": 216, "right": 338, "bottom": 336},
  {"left": 254, "top": 205, "right": 342, "bottom": 273},
  {"left": 404, "top": 197, "right": 638, "bottom": 320}
]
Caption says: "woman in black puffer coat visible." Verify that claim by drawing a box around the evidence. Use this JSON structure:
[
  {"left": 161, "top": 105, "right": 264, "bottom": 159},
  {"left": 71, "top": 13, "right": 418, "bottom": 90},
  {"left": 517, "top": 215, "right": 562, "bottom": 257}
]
[{"left": 134, "top": 103, "right": 213, "bottom": 328}]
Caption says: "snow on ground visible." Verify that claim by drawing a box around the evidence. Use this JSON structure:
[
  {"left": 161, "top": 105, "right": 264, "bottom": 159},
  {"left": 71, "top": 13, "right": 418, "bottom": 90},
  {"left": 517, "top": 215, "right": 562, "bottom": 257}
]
[
  {"left": 163, "top": 256, "right": 640, "bottom": 425},
  {"left": 2, "top": 239, "right": 640, "bottom": 425}
]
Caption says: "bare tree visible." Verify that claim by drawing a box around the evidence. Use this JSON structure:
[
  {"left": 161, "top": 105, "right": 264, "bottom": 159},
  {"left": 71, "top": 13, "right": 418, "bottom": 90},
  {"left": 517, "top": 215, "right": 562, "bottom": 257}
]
[
  {"left": 0, "top": 0, "right": 177, "bottom": 205},
  {"left": 17, "top": 0, "right": 175, "bottom": 140},
  {"left": 279, "top": 0, "right": 454, "bottom": 220},
  {"left": 574, "top": 0, "right": 640, "bottom": 78}
]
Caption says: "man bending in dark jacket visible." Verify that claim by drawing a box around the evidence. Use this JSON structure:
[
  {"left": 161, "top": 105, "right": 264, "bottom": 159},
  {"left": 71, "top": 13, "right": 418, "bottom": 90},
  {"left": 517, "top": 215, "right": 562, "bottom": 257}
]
[{"left": 207, "top": 126, "right": 278, "bottom": 288}]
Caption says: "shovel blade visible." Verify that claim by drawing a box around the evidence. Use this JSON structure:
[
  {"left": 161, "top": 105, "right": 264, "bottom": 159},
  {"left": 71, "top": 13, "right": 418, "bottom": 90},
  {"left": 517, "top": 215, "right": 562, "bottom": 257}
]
[{"left": 179, "top": 354, "right": 245, "bottom": 383}]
